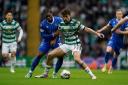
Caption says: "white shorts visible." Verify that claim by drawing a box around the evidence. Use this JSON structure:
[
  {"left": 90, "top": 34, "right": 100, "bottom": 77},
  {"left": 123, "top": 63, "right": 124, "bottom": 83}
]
[
  {"left": 2, "top": 42, "right": 17, "bottom": 54},
  {"left": 59, "top": 44, "right": 81, "bottom": 54}
]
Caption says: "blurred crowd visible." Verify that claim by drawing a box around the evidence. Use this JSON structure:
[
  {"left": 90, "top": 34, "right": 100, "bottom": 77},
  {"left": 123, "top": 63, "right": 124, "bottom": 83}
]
[
  {"left": 0, "top": 0, "right": 128, "bottom": 58},
  {"left": 40, "top": 0, "right": 128, "bottom": 58}
]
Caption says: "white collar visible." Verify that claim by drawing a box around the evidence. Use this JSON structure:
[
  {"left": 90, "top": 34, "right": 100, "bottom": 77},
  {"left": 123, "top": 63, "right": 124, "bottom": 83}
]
[{"left": 47, "top": 17, "right": 54, "bottom": 24}]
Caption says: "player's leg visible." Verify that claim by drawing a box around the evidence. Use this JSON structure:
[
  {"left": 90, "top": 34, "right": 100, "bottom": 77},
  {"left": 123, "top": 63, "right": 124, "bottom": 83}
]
[
  {"left": 108, "top": 48, "right": 120, "bottom": 74},
  {"left": 53, "top": 57, "right": 63, "bottom": 78},
  {"left": 102, "top": 46, "right": 114, "bottom": 72},
  {"left": 112, "top": 54, "right": 118, "bottom": 69},
  {"left": 73, "top": 51, "right": 96, "bottom": 79},
  {"left": 2, "top": 43, "right": 10, "bottom": 71},
  {"left": 52, "top": 42, "right": 64, "bottom": 78},
  {"left": 25, "top": 42, "right": 50, "bottom": 78},
  {"left": 9, "top": 42, "right": 17, "bottom": 73},
  {"left": 35, "top": 47, "right": 66, "bottom": 78}
]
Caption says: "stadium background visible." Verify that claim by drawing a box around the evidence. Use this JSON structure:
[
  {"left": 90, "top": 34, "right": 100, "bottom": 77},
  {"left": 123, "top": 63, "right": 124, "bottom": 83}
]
[{"left": 0, "top": 0, "right": 128, "bottom": 69}]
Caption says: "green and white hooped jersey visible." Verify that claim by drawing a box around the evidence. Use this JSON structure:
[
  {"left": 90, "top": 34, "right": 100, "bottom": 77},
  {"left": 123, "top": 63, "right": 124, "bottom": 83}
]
[
  {"left": 0, "top": 20, "right": 21, "bottom": 43},
  {"left": 59, "top": 19, "right": 85, "bottom": 45}
]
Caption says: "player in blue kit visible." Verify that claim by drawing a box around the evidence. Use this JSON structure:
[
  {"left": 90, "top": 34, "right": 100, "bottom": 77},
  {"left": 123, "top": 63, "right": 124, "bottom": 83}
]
[
  {"left": 97, "top": 9, "right": 128, "bottom": 74},
  {"left": 25, "top": 10, "right": 63, "bottom": 78},
  {"left": 112, "top": 14, "right": 128, "bottom": 32}
]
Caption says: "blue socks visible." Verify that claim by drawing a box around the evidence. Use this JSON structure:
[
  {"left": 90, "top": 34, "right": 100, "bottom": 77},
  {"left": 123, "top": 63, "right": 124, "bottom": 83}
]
[
  {"left": 105, "top": 52, "right": 117, "bottom": 69},
  {"left": 112, "top": 57, "right": 117, "bottom": 68},
  {"left": 105, "top": 52, "right": 113, "bottom": 64},
  {"left": 30, "top": 56, "right": 42, "bottom": 72},
  {"left": 54, "top": 57, "right": 63, "bottom": 74}
]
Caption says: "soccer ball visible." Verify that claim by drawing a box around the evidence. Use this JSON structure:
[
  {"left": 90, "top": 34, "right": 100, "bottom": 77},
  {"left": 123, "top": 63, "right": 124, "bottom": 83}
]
[{"left": 60, "top": 69, "right": 71, "bottom": 79}]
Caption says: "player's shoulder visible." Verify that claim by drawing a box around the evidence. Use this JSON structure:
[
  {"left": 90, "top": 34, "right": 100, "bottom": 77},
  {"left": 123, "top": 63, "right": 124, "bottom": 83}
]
[
  {"left": 41, "top": 19, "right": 47, "bottom": 23},
  {"left": 110, "top": 18, "right": 116, "bottom": 22},
  {"left": 40, "top": 19, "right": 47, "bottom": 28},
  {"left": 40, "top": 19, "right": 47, "bottom": 25},
  {"left": 1, "top": 20, "right": 6, "bottom": 25},
  {"left": 108, "top": 18, "right": 116, "bottom": 24},
  {"left": 71, "top": 18, "right": 81, "bottom": 24},
  {"left": 12, "top": 20, "right": 19, "bottom": 24},
  {"left": 54, "top": 16, "right": 61, "bottom": 20},
  {"left": 54, "top": 16, "right": 63, "bottom": 22},
  {"left": 59, "top": 20, "right": 65, "bottom": 26}
]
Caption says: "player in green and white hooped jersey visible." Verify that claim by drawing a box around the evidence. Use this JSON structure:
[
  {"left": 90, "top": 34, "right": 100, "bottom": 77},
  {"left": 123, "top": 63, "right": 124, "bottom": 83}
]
[
  {"left": 0, "top": 11, "right": 23, "bottom": 73},
  {"left": 41, "top": 9, "right": 104, "bottom": 79}
]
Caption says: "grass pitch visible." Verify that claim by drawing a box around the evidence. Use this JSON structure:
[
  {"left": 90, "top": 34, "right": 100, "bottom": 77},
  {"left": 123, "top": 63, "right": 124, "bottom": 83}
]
[{"left": 0, "top": 67, "right": 128, "bottom": 85}]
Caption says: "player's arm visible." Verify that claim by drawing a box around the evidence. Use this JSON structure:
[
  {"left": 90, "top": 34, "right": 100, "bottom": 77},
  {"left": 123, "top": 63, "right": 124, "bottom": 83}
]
[
  {"left": 78, "top": 21, "right": 104, "bottom": 38},
  {"left": 84, "top": 27, "right": 104, "bottom": 38},
  {"left": 115, "top": 28, "right": 128, "bottom": 35},
  {"left": 111, "top": 16, "right": 128, "bottom": 32},
  {"left": 17, "top": 26, "right": 23, "bottom": 42},
  {"left": 97, "top": 24, "right": 111, "bottom": 33}
]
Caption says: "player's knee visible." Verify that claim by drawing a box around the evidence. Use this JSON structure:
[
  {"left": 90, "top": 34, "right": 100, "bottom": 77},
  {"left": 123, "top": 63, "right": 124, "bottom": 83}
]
[
  {"left": 47, "top": 52, "right": 54, "bottom": 59},
  {"left": 106, "top": 46, "right": 113, "bottom": 53},
  {"left": 11, "top": 52, "right": 16, "bottom": 57},
  {"left": 74, "top": 57, "right": 81, "bottom": 63},
  {"left": 2, "top": 53, "right": 9, "bottom": 61},
  {"left": 2, "top": 53, "right": 8, "bottom": 58}
]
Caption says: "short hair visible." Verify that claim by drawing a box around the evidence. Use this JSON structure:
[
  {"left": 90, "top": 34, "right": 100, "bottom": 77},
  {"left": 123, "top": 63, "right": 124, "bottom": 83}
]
[
  {"left": 61, "top": 9, "right": 71, "bottom": 16},
  {"left": 4, "top": 10, "right": 13, "bottom": 15},
  {"left": 45, "top": 9, "right": 53, "bottom": 17},
  {"left": 116, "top": 9, "right": 123, "bottom": 12}
]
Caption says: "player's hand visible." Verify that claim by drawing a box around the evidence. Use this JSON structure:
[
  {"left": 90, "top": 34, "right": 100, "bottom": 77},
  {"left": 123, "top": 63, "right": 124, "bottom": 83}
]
[
  {"left": 97, "top": 32, "right": 104, "bottom": 38},
  {"left": 50, "top": 38, "right": 56, "bottom": 46},
  {"left": 115, "top": 29, "right": 123, "bottom": 34},
  {"left": 54, "top": 30, "right": 60, "bottom": 37}
]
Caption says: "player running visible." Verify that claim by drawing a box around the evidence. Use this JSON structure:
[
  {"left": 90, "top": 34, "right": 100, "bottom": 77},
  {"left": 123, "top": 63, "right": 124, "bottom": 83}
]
[
  {"left": 25, "top": 10, "right": 63, "bottom": 78},
  {"left": 36, "top": 9, "right": 104, "bottom": 79},
  {"left": 97, "top": 9, "right": 128, "bottom": 74},
  {"left": 0, "top": 10, "right": 23, "bottom": 73}
]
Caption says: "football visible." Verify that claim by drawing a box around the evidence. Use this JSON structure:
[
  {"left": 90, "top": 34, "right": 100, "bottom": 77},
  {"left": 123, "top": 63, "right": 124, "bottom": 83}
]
[{"left": 60, "top": 69, "right": 71, "bottom": 79}]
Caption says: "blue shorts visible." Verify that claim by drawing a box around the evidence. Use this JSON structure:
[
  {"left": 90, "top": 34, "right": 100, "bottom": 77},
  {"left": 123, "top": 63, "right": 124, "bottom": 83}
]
[
  {"left": 38, "top": 40, "right": 60, "bottom": 54},
  {"left": 107, "top": 39, "right": 123, "bottom": 55}
]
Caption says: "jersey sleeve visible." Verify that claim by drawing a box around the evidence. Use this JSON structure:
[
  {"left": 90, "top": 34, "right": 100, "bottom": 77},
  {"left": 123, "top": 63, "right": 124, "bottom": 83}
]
[
  {"left": 16, "top": 22, "right": 22, "bottom": 30},
  {"left": 77, "top": 21, "right": 85, "bottom": 31},
  {"left": 0, "top": 23, "right": 2, "bottom": 31}
]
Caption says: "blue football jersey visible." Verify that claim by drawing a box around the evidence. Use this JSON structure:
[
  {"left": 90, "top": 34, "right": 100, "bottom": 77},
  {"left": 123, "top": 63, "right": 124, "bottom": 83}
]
[
  {"left": 108, "top": 18, "right": 128, "bottom": 40},
  {"left": 40, "top": 16, "right": 62, "bottom": 42}
]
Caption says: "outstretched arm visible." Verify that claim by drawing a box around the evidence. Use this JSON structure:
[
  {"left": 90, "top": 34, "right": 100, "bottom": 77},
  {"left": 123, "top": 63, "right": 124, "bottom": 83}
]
[
  {"left": 84, "top": 27, "right": 104, "bottom": 38},
  {"left": 111, "top": 17, "right": 128, "bottom": 32},
  {"left": 97, "top": 24, "right": 110, "bottom": 33}
]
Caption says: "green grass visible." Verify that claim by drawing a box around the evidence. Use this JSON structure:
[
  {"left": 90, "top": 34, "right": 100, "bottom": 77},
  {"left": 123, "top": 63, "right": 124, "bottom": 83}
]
[{"left": 0, "top": 67, "right": 128, "bottom": 85}]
